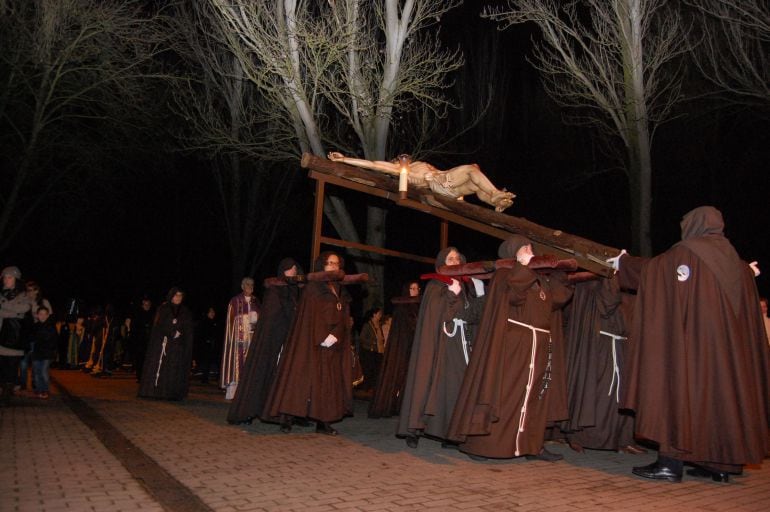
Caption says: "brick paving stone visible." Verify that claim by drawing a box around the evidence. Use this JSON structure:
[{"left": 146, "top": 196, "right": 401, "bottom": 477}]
[{"left": 5, "top": 369, "right": 770, "bottom": 511}]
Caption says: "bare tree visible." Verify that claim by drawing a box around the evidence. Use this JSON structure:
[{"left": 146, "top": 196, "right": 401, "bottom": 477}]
[
  {"left": 206, "top": 0, "right": 463, "bottom": 306},
  {"left": 0, "top": 0, "right": 169, "bottom": 254},
  {"left": 484, "top": 1, "right": 689, "bottom": 255},
  {"left": 685, "top": 0, "right": 769, "bottom": 109},
  {"left": 169, "top": 3, "right": 298, "bottom": 289}
]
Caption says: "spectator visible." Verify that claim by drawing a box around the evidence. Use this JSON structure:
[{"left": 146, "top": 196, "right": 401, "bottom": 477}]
[
  {"left": 31, "top": 306, "right": 57, "bottom": 399},
  {"left": 0, "top": 266, "right": 32, "bottom": 406},
  {"left": 18, "top": 281, "right": 52, "bottom": 391}
]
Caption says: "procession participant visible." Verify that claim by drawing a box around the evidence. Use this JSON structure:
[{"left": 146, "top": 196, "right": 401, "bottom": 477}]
[
  {"left": 368, "top": 281, "right": 421, "bottom": 418},
  {"left": 221, "top": 277, "right": 261, "bottom": 400},
  {"left": 138, "top": 287, "right": 194, "bottom": 401},
  {"left": 227, "top": 258, "right": 303, "bottom": 425},
  {"left": 447, "top": 236, "right": 573, "bottom": 462},
  {"left": 397, "top": 247, "right": 485, "bottom": 449},
  {"left": 611, "top": 206, "right": 770, "bottom": 483},
  {"left": 264, "top": 252, "right": 358, "bottom": 436},
  {"left": 327, "top": 152, "right": 515, "bottom": 212},
  {"left": 561, "top": 276, "right": 644, "bottom": 454}
]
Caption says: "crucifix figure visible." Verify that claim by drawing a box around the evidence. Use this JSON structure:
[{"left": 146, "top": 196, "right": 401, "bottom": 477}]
[{"left": 327, "top": 152, "right": 515, "bottom": 212}]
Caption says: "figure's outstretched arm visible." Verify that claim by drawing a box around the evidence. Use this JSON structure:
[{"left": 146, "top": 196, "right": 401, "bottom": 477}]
[{"left": 327, "top": 152, "right": 400, "bottom": 176}]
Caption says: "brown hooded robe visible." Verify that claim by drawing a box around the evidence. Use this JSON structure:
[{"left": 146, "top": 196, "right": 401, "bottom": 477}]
[
  {"left": 619, "top": 206, "right": 770, "bottom": 471},
  {"left": 368, "top": 295, "right": 421, "bottom": 418},
  {"left": 264, "top": 274, "right": 352, "bottom": 424},
  {"left": 447, "top": 237, "right": 572, "bottom": 458},
  {"left": 563, "top": 277, "right": 636, "bottom": 450}
]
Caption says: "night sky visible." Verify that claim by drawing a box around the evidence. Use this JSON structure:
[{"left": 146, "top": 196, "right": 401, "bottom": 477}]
[{"left": 4, "top": 2, "right": 769, "bottom": 319}]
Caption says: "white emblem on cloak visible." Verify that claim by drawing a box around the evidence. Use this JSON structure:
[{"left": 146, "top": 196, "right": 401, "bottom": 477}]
[{"left": 676, "top": 264, "right": 690, "bottom": 282}]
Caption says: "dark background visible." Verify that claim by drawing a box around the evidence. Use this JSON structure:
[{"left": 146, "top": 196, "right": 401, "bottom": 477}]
[{"left": 4, "top": 3, "right": 769, "bottom": 319}]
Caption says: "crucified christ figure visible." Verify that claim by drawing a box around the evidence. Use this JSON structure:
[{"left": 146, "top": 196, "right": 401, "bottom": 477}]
[{"left": 327, "top": 152, "right": 516, "bottom": 212}]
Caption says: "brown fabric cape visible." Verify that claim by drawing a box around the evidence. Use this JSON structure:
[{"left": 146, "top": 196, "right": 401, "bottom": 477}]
[
  {"left": 227, "top": 281, "right": 300, "bottom": 424},
  {"left": 562, "top": 277, "right": 635, "bottom": 450},
  {"left": 368, "top": 297, "right": 421, "bottom": 418},
  {"left": 138, "top": 302, "right": 194, "bottom": 401},
  {"left": 396, "top": 279, "right": 478, "bottom": 439},
  {"left": 619, "top": 246, "right": 770, "bottom": 469},
  {"left": 264, "top": 280, "right": 353, "bottom": 423},
  {"left": 447, "top": 265, "right": 572, "bottom": 458}
]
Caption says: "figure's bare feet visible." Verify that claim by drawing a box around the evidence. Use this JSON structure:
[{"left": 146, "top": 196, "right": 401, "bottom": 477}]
[
  {"left": 492, "top": 189, "right": 515, "bottom": 212},
  {"left": 327, "top": 151, "right": 343, "bottom": 161}
]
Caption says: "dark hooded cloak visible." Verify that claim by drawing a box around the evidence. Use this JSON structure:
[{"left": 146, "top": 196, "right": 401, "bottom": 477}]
[
  {"left": 619, "top": 206, "right": 770, "bottom": 471},
  {"left": 228, "top": 258, "right": 304, "bottom": 424},
  {"left": 397, "top": 247, "right": 484, "bottom": 441},
  {"left": 562, "top": 276, "right": 636, "bottom": 450},
  {"left": 368, "top": 283, "right": 421, "bottom": 418},
  {"left": 264, "top": 253, "right": 353, "bottom": 423},
  {"left": 447, "top": 238, "right": 573, "bottom": 458},
  {"left": 138, "top": 287, "right": 194, "bottom": 401}
]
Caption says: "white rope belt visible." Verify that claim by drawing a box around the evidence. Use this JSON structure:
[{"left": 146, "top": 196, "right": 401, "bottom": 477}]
[
  {"left": 443, "top": 318, "right": 470, "bottom": 365},
  {"left": 154, "top": 336, "right": 168, "bottom": 387},
  {"left": 599, "top": 330, "right": 627, "bottom": 402},
  {"left": 508, "top": 318, "right": 551, "bottom": 456}
]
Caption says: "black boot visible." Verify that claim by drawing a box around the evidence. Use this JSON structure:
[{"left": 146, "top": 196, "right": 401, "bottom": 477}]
[
  {"left": 686, "top": 465, "right": 730, "bottom": 483},
  {"left": 315, "top": 422, "right": 338, "bottom": 436}
]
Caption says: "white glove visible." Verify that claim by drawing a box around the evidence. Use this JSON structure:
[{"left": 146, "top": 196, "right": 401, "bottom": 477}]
[
  {"left": 470, "top": 278, "right": 485, "bottom": 297},
  {"left": 517, "top": 253, "right": 534, "bottom": 266},
  {"left": 174, "top": 330, "right": 181, "bottom": 339},
  {"left": 448, "top": 278, "right": 462, "bottom": 296},
  {"left": 750, "top": 261, "right": 760, "bottom": 277},
  {"left": 320, "top": 333, "right": 338, "bottom": 347},
  {"left": 606, "top": 249, "right": 628, "bottom": 271}
]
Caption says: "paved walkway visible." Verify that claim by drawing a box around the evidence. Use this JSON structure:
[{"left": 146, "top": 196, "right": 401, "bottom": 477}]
[{"left": 2, "top": 369, "right": 769, "bottom": 511}]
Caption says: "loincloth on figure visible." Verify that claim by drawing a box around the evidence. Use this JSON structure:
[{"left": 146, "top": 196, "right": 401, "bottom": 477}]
[{"left": 425, "top": 172, "right": 460, "bottom": 199}]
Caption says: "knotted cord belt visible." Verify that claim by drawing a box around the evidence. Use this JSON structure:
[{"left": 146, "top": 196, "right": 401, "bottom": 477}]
[
  {"left": 507, "top": 318, "right": 551, "bottom": 456},
  {"left": 443, "top": 318, "right": 470, "bottom": 364},
  {"left": 154, "top": 336, "right": 168, "bottom": 387},
  {"left": 599, "top": 330, "right": 627, "bottom": 402}
]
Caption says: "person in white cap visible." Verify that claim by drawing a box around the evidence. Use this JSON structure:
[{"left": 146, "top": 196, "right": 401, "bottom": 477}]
[{"left": 0, "top": 266, "right": 33, "bottom": 405}]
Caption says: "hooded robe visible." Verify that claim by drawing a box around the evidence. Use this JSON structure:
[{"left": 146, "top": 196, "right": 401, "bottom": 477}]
[
  {"left": 227, "top": 258, "right": 303, "bottom": 424},
  {"left": 264, "top": 258, "right": 353, "bottom": 424},
  {"left": 619, "top": 206, "right": 770, "bottom": 471},
  {"left": 447, "top": 236, "right": 573, "bottom": 458},
  {"left": 562, "top": 276, "right": 636, "bottom": 450},
  {"left": 368, "top": 292, "right": 421, "bottom": 418},
  {"left": 397, "top": 247, "right": 484, "bottom": 441},
  {"left": 138, "top": 288, "right": 194, "bottom": 401}
]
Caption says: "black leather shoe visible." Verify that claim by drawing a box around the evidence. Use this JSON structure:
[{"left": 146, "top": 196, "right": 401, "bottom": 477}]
[
  {"left": 632, "top": 461, "right": 682, "bottom": 483},
  {"left": 315, "top": 422, "right": 338, "bottom": 436},
  {"left": 467, "top": 453, "right": 488, "bottom": 461},
  {"left": 525, "top": 447, "right": 564, "bottom": 462},
  {"left": 686, "top": 466, "right": 729, "bottom": 483},
  {"left": 405, "top": 436, "right": 419, "bottom": 449}
]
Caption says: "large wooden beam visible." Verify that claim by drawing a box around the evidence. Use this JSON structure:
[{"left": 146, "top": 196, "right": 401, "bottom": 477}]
[{"left": 300, "top": 153, "right": 618, "bottom": 277}]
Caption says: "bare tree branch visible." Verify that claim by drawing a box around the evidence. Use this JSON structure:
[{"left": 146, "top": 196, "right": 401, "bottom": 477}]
[
  {"left": 483, "top": 0, "right": 689, "bottom": 254},
  {"left": 685, "top": 0, "right": 770, "bottom": 110}
]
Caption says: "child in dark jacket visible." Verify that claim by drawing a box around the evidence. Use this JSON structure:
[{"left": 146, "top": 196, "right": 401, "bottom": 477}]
[{"left": 32, "top": 306, "right": 57, "bottom": 399}]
